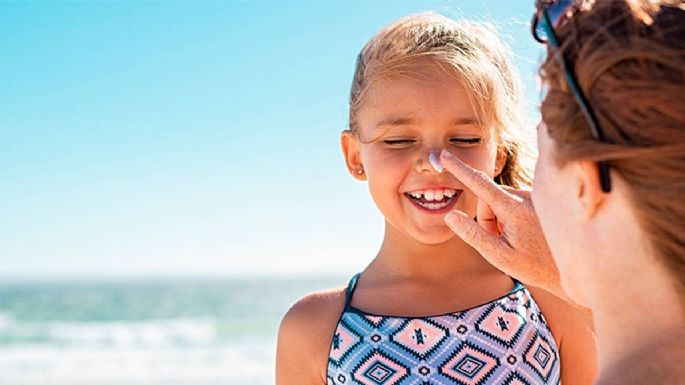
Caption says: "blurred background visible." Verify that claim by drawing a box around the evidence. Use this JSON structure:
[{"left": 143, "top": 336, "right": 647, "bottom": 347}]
[{"left": 0, "top": 1, "right": 543, "bottom": 384}]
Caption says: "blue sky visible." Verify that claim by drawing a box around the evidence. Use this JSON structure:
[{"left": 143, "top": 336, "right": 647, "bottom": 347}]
[{"left": 0, "top": 1, "right": 544, "bottom": 279}]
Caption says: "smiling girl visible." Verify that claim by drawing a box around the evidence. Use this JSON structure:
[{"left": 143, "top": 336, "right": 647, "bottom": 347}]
[{"left": 276, "top": 13, "right": 597, "bottom": 385}]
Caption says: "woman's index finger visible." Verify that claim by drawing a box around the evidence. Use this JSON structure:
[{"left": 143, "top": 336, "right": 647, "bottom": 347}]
[{"left": 439, "top": 149, "right": 512, "bottom": 212}]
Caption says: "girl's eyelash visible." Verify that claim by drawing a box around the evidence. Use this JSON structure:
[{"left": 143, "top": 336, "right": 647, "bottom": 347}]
[
  {"left": 450, "top": 138, "right": 482, "bottom": 144},
  {"left": 384, "top": 139, "right": 415, "bottom": 145},
  {"left": 382, "top": 138, "right": 481, "bottom": 145}
]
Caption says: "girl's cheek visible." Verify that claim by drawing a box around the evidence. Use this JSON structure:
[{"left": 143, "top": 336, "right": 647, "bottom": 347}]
[
  {"left": 375, "top": 147, "right": 419, "bottom": 164},
  {"left": 451, "top": 147, "right": 494, "bottom": 173}
]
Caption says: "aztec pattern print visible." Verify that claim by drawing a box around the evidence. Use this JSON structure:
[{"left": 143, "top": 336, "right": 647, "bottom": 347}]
[{"left": 327, "top": 279, "right": 560, "bottom": 385}]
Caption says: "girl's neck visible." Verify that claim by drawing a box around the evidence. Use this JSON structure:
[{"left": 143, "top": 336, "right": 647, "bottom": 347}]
[{"left": 364, "top": 221, "right": 501, "bottom": 284}]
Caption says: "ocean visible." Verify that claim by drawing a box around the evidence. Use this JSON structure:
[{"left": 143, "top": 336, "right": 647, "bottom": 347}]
[{"left": 0, "top": 275, "right": 348, "bottom": 385}]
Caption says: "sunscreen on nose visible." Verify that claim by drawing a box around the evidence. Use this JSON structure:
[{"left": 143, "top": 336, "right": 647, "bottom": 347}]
[{"left": 428, "top": 151, "right": 443, "bottom": 173}]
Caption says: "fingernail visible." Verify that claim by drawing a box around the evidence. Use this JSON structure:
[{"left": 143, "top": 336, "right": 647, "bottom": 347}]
[
  {"left": 428, "top": 151, "right": 443, "bottom": 173},
  {"left": 444, "top": 210, "right": 467, "bottom": 226},
  {"left": 440, "top": 149, "right": 457, "bottom": 163},
  {"left": 444, "top": 211, "right": 456, "bottom": 226}
]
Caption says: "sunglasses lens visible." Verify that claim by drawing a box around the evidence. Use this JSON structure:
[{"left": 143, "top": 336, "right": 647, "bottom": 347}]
[
  {"left": 535, "top": 17, "right": 551, "bottom": 42},
  {"left": 546, "top": 0, "right": 574, "bottom": 27}
]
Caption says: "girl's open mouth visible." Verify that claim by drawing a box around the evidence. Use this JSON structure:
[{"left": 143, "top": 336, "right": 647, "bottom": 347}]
[{"left": 404, "top": 188, "right": 462, "bottom": 214}]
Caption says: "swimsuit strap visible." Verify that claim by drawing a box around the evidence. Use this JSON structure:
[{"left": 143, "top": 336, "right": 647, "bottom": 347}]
[
  {"left": 344, "top": 272, "right": 362, "bottom": 309},
  {"left": 510, "top": 277, "right": 525, "bottom": 292}
]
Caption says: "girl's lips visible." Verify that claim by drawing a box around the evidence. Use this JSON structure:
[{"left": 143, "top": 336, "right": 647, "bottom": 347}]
[{"left": 404, "top": 190, "right": 462, "bottom": 214}]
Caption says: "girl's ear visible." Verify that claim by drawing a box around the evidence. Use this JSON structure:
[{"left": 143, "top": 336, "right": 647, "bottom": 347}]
[
  {"left": 494, "top": 145, "right": 507, "bottom": 178},
  {"left": 341, "top": 130, "right": 366, "bottom": 181}
]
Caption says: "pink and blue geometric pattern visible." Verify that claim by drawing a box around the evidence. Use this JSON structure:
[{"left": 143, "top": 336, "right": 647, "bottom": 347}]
[
  {"left": 523, "top": 332, "right": 558, "bottom": 383},
  {"left": 389, "top": 318, "right": 450, "bottom": 359},
  {"left": 439, "top": 341, "right": 500, "bottom": 384},
  {"left": 327, "top": 277, "right": 561, "bottom": 385},
  {"left": 475, "top": 303, "right": 527, "bottom": 349},
  {"left": 352, "top": 350, "right": 409, "bottom": 385},
  {"left": 329, "top": 318, "right": 364, "bottom": 367}
]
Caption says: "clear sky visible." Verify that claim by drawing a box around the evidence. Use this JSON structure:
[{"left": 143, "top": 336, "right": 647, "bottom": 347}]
[{"left": 0, "top": 1, "right": 544, "bottom": 280}]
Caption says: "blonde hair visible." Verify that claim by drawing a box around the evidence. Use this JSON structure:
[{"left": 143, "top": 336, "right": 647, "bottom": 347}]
[
  {"left": 539, "top": 0, "right": 685, "bottom": 291},
  {"left": 347, "top": 12, "right": 533, "bottom": 188}
]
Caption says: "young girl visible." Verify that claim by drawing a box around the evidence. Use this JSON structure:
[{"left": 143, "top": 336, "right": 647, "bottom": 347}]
[{"left": 277, "top": 13, "right": 597, "bottom": 385}]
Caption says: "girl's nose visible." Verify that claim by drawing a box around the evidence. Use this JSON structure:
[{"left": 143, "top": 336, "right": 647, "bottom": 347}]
[{"left": 416, "top": 149, "right": 443, "bottom": 174}]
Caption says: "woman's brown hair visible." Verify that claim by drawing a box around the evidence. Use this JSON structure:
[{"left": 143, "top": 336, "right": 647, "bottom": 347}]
[{"left": 540, "top": 0, "right": 685, "bottom": 291}]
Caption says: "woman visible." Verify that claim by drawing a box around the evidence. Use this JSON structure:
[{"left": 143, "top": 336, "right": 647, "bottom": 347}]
[{"left": 438, "top": 0, "right": 685, "bottom": 384}]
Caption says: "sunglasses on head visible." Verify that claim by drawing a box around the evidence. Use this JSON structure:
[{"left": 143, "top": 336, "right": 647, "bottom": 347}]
[{"left": 532, "top": 0, "right": 612, "bottom": 193}]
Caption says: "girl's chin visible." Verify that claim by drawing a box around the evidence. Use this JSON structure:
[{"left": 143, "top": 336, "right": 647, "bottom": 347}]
[{"left": 408, "top": 227, "right": 459, "bottom": 245}]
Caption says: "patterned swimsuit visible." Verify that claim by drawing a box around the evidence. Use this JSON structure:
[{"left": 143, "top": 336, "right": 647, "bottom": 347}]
[{"left": 326, "top": 273, "right": 561, "bottom": 385}]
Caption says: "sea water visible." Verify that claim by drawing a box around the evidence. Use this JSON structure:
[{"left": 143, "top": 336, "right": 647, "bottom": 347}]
[{"left": 0, "top": 275, "right": 347, "bottom": 385}]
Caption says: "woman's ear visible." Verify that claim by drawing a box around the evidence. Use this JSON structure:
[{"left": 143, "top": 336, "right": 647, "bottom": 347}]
[
  {"left": 341, "top": 130, "right": 366, "bottom": 181},
  {"left": 575, "top": 160, "right": 607, "bottom": 219}
]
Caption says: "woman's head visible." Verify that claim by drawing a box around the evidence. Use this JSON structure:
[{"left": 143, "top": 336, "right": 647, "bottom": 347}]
[
  {"left": 341, "top": 12, "right": 532, "bottom": 244},
  {"left": 532, "top": 0, "right": 685, "bottom": 302}
]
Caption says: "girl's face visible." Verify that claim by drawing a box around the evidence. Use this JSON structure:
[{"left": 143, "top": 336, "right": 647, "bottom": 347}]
[{"left": 344, "top": 68, "right": 504, "bottom": 245}]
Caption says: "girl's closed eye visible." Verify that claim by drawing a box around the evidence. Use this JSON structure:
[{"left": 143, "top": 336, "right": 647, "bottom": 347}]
[
  {"left": 383, "top": 138, "right": 416, "bottom": 146},
  {"left": 449, "top": 137, "right": 482, "bottom": 146},
  {"left": 382, "top": 138, "right": 482, "bottom": 147}
]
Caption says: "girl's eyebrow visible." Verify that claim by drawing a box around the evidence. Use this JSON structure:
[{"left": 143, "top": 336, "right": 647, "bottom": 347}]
[
  {"left": 375, "top": 117, "right": 480, "bottom": 129},
  {"left": 375, "top": 117, "right": 416, "bottom": 129},
  {"left": 452, "top": 117, "right": 480, "bottom": 126}
]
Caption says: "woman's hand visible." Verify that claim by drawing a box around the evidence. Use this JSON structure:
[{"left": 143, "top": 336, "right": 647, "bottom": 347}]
[{"left": 439, "top": 149, "right": 565, "bottom": 300}]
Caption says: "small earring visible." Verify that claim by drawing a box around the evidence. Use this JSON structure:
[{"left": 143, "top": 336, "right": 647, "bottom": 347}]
[{"left": 356, "top": 168, "right": 364, "bottom": 175}]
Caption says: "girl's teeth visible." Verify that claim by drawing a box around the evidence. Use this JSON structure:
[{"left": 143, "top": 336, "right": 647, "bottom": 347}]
[
  {"left": 419, "top": 201, "right": 448, "bottom": 210},
  {"left": 407, "top": 189, "right": 458, "bottom": 202},
  {"left": 412, "top": 193, "right": 457, "bottom": 210}
]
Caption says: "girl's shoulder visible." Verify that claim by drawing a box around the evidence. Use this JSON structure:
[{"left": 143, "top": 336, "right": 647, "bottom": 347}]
[
  {"left": 525, "top": 285, "right": 594, "bottom": 342},
  {"left": 276, "top": 284, "right": 349, "bottom": 385},
  {"left": 280, "top": 285, "right": 348, "bottom": 333},
  {"left": 526, "top": 285, "right": 599, "bottom": 385}
]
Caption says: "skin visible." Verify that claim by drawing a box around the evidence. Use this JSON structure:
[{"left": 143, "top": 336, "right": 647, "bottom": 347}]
[
  {"left": 276, "top": 67, "right": 598, "bottom": 385},
  {"left": 533, "top": 123, "right": 685, "bottom": 384},
  {"left": 439, "top": 123, "right": 685, "bottom": 384}
]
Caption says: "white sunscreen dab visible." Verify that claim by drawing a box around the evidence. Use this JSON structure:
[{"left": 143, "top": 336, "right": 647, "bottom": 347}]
[{"left": 428, "top": 151, "right": 443, "bottom": 173}]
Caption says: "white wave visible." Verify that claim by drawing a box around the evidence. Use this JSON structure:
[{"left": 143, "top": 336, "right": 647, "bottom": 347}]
[
  {"left": 47, "top": 317, "right": 218, "bottom": 348},
  {"left": 0, "top": 312, "right": 14, "bottom": 332},
  {"left": 0, "top": 317, "right": 220, "bottom": 348},
  {"left": 0, "top": 342, "right": 275, "bottom": 385}
]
